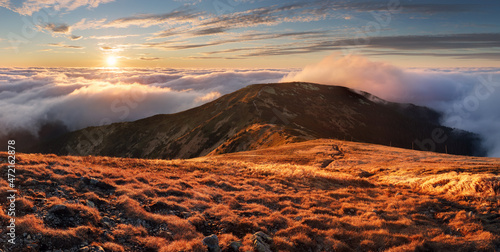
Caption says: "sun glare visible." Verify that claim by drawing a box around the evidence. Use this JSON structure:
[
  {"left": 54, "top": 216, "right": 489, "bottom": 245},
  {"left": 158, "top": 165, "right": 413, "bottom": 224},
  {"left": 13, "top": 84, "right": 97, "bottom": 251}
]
[{"left": 106, "top": 56, "right": 118, "bottom": 67}]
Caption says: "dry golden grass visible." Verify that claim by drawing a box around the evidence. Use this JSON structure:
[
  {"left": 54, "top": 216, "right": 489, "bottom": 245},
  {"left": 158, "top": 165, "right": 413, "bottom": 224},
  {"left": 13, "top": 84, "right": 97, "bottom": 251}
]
[{"left": 1, "top": 139, "right": 499, "bottom": 251}]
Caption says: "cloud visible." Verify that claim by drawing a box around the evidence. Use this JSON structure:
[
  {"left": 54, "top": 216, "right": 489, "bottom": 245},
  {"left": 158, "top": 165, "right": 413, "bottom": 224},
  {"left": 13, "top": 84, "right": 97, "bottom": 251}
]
[
  {"left": 198, "top": 33, "right": 500, "bottom": 59},
  {"left": 104, "top": 6, "right": 201, "bottom": 28},
  {"left": 48, "top": 42, "right": 84, "bottom": 49},
  {"left": 88, "top": 34, "right": 140, "bottom": 40},
  {"left": 39, "top": 22, "right": 84, "bottom": 41},
  {"left": 139, "top": 57, "right": 162, "bottom": 61},
  {"left": 192, "top": 27, "right": 228, "bottom": 36},
  {"left": 69, "top": 35, "right": 82, "bottom": 40},
  {"left": 99, "top": 45, "right": 129, "bottom": 53},
  {"left": 2, "top": 59, "right": 499, "bottom": 157},
  {"left": 74, "top": 2, "right": 333, "bottom": 41},
  {"left": 363, "top": 51, "right": 500, "bottom": 61},
  {"left": 145, "top": 31, "right": 329, "bottom": 52},
  {"left": 153, "top": 3, "right": 330, "bottom": 39},
  {"left": 348, "top": 33, "right": 500, "bottom": 50},
  {"left": 0, "top": 0, "right": 116, "bottom": 16},
  {"left": 195, "top": 91, "right": 221, "bottom": 102},
  {"left": 397, "top": 3, "right": 478, "bottom": 14},
  {"left": 282, "top": 54, "right": 465, "bottom": 103},
  {"left": 72, "top": 18, "right": 108, "bottom": 31},
  {"left": 341, "top": 2, "right": 478, "bottom": 14},
  {"left": 281, "top": 54, "right": 500, "bottom": 157},
  {"left": 0, "top": 68, "right": 288, "bottom": 145},
  {"left": 44, "top": 23, "right": 70, "bottom": 33}
]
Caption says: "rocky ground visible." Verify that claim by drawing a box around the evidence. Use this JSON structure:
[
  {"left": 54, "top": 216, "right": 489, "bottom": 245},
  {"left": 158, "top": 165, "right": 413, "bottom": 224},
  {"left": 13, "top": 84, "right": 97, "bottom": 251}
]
[{"left": 1, "top": 139, "right": 500, "bottom": 251}]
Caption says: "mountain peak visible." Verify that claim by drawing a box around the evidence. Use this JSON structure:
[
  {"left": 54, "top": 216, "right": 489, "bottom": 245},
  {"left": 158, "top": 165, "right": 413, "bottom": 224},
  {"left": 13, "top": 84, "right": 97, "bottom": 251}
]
[{"left": 39, "top": 82, "right": 483, "bottom": 158}]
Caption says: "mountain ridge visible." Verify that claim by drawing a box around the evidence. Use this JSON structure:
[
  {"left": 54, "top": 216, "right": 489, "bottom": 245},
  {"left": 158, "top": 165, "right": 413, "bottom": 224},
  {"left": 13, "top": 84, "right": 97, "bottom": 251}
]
[{"left": 37, "top": 82, "right": 484, "bottom": 158}]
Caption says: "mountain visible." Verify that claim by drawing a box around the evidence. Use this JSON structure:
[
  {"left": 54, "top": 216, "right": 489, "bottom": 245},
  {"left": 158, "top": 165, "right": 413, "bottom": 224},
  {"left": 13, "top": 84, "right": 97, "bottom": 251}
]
[{"left": 38, "top": 82, "right": 484, "bottom": 158}]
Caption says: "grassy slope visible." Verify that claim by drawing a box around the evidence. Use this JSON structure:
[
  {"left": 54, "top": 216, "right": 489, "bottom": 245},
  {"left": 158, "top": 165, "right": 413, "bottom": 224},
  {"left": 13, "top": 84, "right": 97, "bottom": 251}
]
[{"left": 2, "top": 139, "right": 499, "bottom": 251}]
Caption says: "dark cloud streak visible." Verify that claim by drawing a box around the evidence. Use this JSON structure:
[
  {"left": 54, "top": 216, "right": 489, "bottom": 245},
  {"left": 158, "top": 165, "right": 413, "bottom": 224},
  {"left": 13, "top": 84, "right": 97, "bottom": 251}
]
[{"left": 200, "top": 33, "right": 500, "bottom": 59}]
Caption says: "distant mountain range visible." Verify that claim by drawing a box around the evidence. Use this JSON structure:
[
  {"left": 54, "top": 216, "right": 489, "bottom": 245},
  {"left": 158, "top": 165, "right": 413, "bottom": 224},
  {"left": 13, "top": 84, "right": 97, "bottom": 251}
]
[{"left": 37, "top": 82, "right": 484, "bottom": 158}]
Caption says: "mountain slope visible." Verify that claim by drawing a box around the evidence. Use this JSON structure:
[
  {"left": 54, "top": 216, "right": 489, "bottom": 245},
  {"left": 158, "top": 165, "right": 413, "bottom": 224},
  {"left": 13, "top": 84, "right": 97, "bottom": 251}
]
[
  {"left": 4, "top": 139, "right": 500, "bottom": 251},
  {"left": 40, "top": 82, "right": 483, "bottom": 159}
]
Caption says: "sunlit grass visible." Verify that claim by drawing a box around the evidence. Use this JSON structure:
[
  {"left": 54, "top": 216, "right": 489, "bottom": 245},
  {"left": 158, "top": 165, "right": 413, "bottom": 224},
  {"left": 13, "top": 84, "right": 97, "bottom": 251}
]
[{"left": 2, "top": 139, "right": 499, "bottom": 251}]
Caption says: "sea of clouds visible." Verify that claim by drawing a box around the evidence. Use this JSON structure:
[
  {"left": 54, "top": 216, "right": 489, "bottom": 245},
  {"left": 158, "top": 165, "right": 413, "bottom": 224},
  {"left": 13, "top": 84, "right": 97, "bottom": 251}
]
[
  {"left": 283, "top": 54, "right": 500, "bottom": 157},
  {"left": 1, "top": 54, "right": 499, "bottom": 156},
  {"left": 0, "top": 67, "right": 289, "bottom": 135}
]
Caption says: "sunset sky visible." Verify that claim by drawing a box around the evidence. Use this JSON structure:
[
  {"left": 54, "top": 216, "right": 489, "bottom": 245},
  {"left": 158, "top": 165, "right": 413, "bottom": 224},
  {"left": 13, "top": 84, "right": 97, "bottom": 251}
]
[{"left": 1, "top": 0, "right": 499, "bottom": 68}]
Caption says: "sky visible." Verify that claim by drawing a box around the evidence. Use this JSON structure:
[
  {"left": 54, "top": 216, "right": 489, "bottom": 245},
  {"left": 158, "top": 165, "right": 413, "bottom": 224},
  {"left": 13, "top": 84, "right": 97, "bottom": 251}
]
[{"left": 0, "top": 0, "right": 499, "bottom": 68}]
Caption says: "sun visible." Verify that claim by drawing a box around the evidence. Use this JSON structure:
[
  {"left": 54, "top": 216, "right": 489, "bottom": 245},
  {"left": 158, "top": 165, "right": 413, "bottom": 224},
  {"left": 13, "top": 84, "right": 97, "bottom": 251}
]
[{"left": 106, "top": 56, "right": 118, "bottom": 67}]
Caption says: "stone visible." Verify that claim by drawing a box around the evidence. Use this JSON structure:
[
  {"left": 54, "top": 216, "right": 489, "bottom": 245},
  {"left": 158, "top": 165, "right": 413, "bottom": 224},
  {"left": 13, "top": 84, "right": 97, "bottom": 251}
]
[
  {"left": 94, "top": 246, "right": 105, "bottom": 252},
  {"left": 79, "top": 247, "right": 90, "bottom": 252},
  {"left": 251, "top": 232, "right": 272, "bottom": 252},
  {"left": 229, "top": 241, "right": 242, "bottom": 251},
  {"left": 203, "top": 234, "right": 220, "bottom": 252},
  {"left": 358, "top": 170, "right": 374, "bottom": 178},
  {"left": 86, "top": 200, "right": 95, "bottom": 208}
]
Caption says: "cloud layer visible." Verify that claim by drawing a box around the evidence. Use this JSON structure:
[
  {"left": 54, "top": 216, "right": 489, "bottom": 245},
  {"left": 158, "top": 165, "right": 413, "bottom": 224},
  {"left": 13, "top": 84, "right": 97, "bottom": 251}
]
[
  {"left": 1, "top": 60, "right": 499, "bottom": 157},
  {"left": 282, "top": 54, "right": 500, "bottom": 157},
  {"left": 0, "top": 67, "right": 288, "bottom": 141}
]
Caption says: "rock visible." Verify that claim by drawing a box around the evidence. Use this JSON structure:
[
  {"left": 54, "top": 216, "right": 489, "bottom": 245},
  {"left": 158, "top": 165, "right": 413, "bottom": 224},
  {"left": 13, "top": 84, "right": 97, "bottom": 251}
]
[
  {"left": 90, "top": 178, "right": 99, "bottom": 185},
  {"left": 94, "top": 246, "right": 105, "bottom": 252},
  {"left": 80, "top": 246, "right": 104, "bottom": 252},
  {"left": 83, "top": 177, "right": 115, "bottom": 191},
  {"left": 181, "top": 211, "right": 192, "bottom": 218},
  {"left": 229, "top": 241, "right": 242, "bottom": 251},
  {"left": 86, "top": 200, "right": 95, "bottom": 208},
  {"left": 358, "top": 170, "right": 374, "bottom": 178},
  {"left": 103, "top": 221, "right": 111, "bottom": 228},
  {"left": 251, "top": 232, "right": 272, "bottom": 252},
  {"left": 320, "top": 159, "right": 334, "bottom": 168},
  {"left": 203, "top": 234, "right": 220, "bottom": 252}
]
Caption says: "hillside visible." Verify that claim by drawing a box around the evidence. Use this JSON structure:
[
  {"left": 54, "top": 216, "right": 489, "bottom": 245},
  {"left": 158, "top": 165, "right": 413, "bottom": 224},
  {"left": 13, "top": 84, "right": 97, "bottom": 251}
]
[
  {"left": 2, "top": 139, "right": 499, "bottom": 251},
  {"left": 38, "top": 82, "right": 483, "bottom": 159}
]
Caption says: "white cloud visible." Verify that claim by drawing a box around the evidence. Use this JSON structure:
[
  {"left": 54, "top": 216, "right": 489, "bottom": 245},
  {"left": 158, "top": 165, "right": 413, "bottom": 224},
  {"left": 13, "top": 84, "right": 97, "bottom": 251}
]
[
  {"left": 72, "top": 18, "right": 108, "bottom": 31},
  {"left": 0, "top": 0, "right": 116, "bottom": 16},
  {"left": 282, "top": 54, "right": 500, "bottom": 157},
  {"left": 0, "top": 67, "right": 288, "bottom": 141},
  {"left": 195, "top": 91, "right": 221, "bottom": 102},
  {"left": 47, "top": 42, "right": 84, "bottom": 49},
  {"left": 88, "top": 34, "right": 140, "bottom": 40}
]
